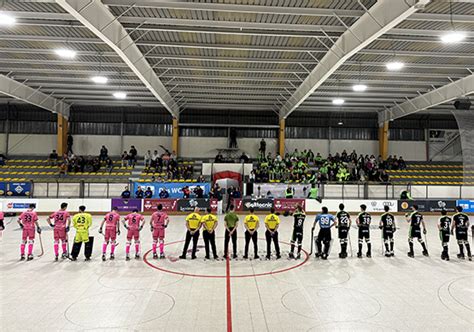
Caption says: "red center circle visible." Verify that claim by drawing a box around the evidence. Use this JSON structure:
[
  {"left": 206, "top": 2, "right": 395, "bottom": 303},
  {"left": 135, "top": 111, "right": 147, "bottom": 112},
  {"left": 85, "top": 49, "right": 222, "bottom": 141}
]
[{"left": 143, "top": 239, "right": 310, "bottom": 278}]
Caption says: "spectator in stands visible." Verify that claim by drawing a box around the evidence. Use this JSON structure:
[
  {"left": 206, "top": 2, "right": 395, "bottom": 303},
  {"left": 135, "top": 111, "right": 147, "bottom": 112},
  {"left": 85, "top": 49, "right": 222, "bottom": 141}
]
[
  {"left": 48, "top": 150, "right": 59, "bottom": 166},
  {"left": 121, "top": 186, "right": 131, "bottom": 199},
  {"left": 239, "top": 152, "right": 249, "bottom": 163},
  {"left": 194, "top": 185, "right": 204, "bottom": 198},
  {"left": 197, "top": 175, "right": 205, "bottom": 183},
  {"left": 159, "top": 187, "right": 170, "bottom": 199},
  {"left": 229, "top": 128, "right": 237, "bottom": 148},
  {"left": 214, "top": 152, "right": 224, "bottom": 163},
  {"left": 121, "top": 151, "right": 129, "bottom": 167},
  {"left": 99, "top": 145, "right": 108, "bottom": 162},
  {"left": 182, "top": 186, "right": 191, "bottom": 199},
  {"left": 144, "top": 187, "right": 153, "bottom": 199},
  {"left": 105, "top": 157, "right": 113, "bottom": 173},
  {"left": 151, "top": 150, "right": 159, "bottom": 170},
  {"left": 233, "top": 187, "right": 241, "bottom": 198},
  {"left": 379, "top": 169, "right": 390, "bottom": 183},
  {"left": 398, "top": 156, "right": 407, "bottom": 170},
  {"left": 129, "top": 146, "right": 138, "bottom": 167},
  {"left": 259, "top": 139, "right": 266, "bottom": 157},
  {"left": 92, "top": 157, "right": 101, "bottom": 172},
  {"left": 144, "top": 150, "right": 151, "bottom": 169},
  {"left": 59, "top": 162, "right": 68, "bottom": 177},
  {"left": 67, "top": 134, "right": 73, "bottom": 154},
  {"left": 135, "top": 187, "right": 144, "bottom": 199}
]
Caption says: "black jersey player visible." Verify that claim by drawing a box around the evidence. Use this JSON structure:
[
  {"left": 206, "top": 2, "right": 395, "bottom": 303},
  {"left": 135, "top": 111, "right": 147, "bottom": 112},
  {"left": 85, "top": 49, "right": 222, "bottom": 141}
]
[
  {"left": 335, "top": 203, "right": 351, "bottom": 258},
  {"left": 406, "top": 205, "right": 428, "bottom": 257},
  {"left": 289, "top": 204, "right": 306, "bottom": 259},
  {"left": 451, "top": 206, "right": 471, "bottom": 260},
  {"left": 438, "top": 210, "right": 451, "bottom": 261},
  {"left": 356, "top": 205, "right": 372, "bottom": 258},
  {"left": 379, "top": 205, "right": 396, "bottom": 257}
]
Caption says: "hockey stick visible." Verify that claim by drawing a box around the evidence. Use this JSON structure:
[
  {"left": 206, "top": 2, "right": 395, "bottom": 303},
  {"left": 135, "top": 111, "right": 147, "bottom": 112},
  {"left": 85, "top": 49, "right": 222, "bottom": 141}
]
[
  {"left": 381, "top": 233, "right": 385, "bottom": 256},
  {"left": 347, "top": 232, "right": 353, "bottom": 258},
  {"left": 37, "top": 232, "right": 44, "bottom": 257},
  {"left": 423, "top": 232, "right": 429, "bottom": 251}
]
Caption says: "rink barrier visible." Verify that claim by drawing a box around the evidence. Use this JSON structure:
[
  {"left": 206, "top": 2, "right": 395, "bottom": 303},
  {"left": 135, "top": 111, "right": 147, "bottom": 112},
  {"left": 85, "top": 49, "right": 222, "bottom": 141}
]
[{"left": 1, "top": 198, "right": 471, "bottom": 215}]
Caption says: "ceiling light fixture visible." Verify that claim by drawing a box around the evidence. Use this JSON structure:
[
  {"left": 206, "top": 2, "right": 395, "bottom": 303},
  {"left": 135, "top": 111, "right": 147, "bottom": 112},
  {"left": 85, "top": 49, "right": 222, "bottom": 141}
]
[
  {"left": 55, "top": 48, "right": 77, "bottom": 59},
  {"left": 386, "top": 61, "right": 404, "bottom": 71},
  {"left": 91, "top": 76, "right": 108, "bottom": 84},
  {"left": 0, "top": 12, "right": 16, "bottom": 26},
  {"left": 332, "top": 98, "right": 345, "bottom": 105},
  {"left": 113, "top": 92, "right": 127, "bottom": 99},
  {"left": 338, "top": 121, "right": 344, "bottom": 126},
  {"left": 440, "top": 31, "right": 466, "bottom": 44},
  {"left": 352, "top": 84, "right": 367, "bottom": 92}
]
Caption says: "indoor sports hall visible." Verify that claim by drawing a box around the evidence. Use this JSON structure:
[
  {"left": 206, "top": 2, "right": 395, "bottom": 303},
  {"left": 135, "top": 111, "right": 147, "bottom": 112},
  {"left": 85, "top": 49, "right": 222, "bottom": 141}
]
[{"left": 0, "top": 1, "right": 473, "bottom": 332}]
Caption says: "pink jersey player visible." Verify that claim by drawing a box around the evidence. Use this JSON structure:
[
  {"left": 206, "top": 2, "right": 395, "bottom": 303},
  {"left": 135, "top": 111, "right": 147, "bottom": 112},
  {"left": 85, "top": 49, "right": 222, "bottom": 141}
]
[
  {"left": 124, "top": 209, "right": 144, "bottom": 260},
  {"left": 48, "top": 203, "right": 71, "bottom": 260},
  {"left": 17, "top": 204, "right": 40, "bottom": 261},
  {"left": 0, "top": 211, "right": 4, "bottom": 231},
  {"left": 99, "top": 208, "right": 121, "bottom": 260},
  {"left": 150, "top": 204, "right": 169, "bottom": 259}
]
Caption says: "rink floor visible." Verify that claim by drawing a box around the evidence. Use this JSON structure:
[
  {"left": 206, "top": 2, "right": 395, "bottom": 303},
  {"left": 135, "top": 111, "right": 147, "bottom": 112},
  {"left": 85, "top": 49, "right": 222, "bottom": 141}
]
[{"left": 1, "top": 214, "right": 473, "bottom": 331}]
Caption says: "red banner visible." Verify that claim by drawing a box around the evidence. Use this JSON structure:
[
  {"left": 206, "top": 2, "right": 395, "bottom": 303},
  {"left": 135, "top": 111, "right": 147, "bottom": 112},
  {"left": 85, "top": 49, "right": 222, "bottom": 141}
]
[
  {"left": 210, "top": 199, "right": 218, "bottom": 212},
  {"left": 143, "top": 199, "right": 177, "bottom": 212},
  {"left": 273, "top": 199, "right": 305, "bottom": 213},
  {"left": 230, "top": 198, "right": 243, "bottom": 211}
]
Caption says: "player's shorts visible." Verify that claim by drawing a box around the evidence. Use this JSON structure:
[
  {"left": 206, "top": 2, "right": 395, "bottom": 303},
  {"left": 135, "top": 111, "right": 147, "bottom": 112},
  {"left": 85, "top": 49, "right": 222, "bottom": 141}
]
[
  {"left": 54, "top": 228, "right": 67, "bottom": 241},
  {"left": 152, "top": 227, "right": 165, "bottom": 240},
  {"left": 291, "top": 229, "right": 303, "bottom": 243},
  {"left": 358, "top": 227, "right": 370, "bottom": 239},
  {"left": 439, "top": 231, "right": 450, "bottom": 243},
  {"left": 317, "top": 228, "right": 331, "bottom": 242},
  {"left": 409, "top": 227, "right": 421, "bottom": 239},
  {"left": 338, "top": 227, "right": 349, "bottom": 239},
  {"left": 22, "top": 228, "right": 35, "bottom": 241},
  {"left": 104, "top": 228, "right": 117, "bottom": 242},
  {"left": 74, "top": 231, "right": 90, "bottom": 243},
  {"left": 455, "top": 229, "right": 468, "bottom": 241},
  {"left": 127, "top": 228, "right": 140, "bottom": 241},
  {"left": 382, "top": 229, "right": 394, "bottom": 240}
]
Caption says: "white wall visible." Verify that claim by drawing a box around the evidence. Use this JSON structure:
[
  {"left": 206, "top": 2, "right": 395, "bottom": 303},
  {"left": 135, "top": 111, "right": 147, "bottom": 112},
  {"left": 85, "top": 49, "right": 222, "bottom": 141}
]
[
  {"left": 388, "top": 141, "right": 426, "bottom": 161},
  {"left": 0, "top": 133, "right": 6, "bottom": 154},
  {"left": 8, "top": 134, "right": 56, "bottom": 155}
]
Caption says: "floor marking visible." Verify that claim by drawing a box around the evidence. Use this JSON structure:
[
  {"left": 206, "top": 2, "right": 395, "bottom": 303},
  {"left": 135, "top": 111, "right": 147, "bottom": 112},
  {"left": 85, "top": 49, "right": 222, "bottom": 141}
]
[{"left": 226, "top": 254, "right": 233, "bottom": 332}]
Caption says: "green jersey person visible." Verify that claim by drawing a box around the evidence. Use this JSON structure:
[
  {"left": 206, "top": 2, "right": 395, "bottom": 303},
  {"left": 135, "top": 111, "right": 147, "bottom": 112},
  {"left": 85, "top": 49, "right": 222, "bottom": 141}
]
[
  {"left": 307, "top": 183, "right": 322, "bottom": 203},
  {"left": 224, "top": 205, "right": 239, "bottom": 259}
]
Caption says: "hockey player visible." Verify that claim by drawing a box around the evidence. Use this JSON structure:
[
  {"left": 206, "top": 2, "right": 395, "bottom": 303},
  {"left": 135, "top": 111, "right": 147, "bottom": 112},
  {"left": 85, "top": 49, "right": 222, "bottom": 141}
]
[
  {"left": 71, "top": 206, "right": 93, "bottom": 261},
  {"left": 379, "top": 205, "right": 396, "bottom": 257},
  {"left": 335, "top": 203, "right": 351, "bottom": 258},
  {"left": 312, "top": 206, "right": 335, "bottom": 260},
  {"left": 451, "top": 206, "right": 471, "bottom": 260},
  {"left": 201, "top": 207, "right": 218, "bottom": 260},
  {"left": 356, "top": 204, "right": 372, "bottom": 258},
  {"left": 264, "top": 208, "right": 281, "bottom": 259},
  {"left": 438, "top": 210, "right": 451, "bottom": 261},
  {"left": 406, "top": 205, "right": 428, "bottom": 257},
  {"left": 99, "top": 207, "right": 120, "bottom": 261},
  {"left": 289, "top": 204, "right": 306, "bottom": 259},
  {"left": 0, "top": 210, "right": 4, "bottom": 232},
  {"left": 180, "top": 207, "right": 202, "bottom": 259},
  {"left": 150, "top": 204, "right": 169, "bottom": 259},
  {"left": 243, "top": 207, "right": 259, "bottom": 260},
  {"left": 47, "top": 202, "right": 71, "bottom": 261},
  {"left": 123, "top": 209, "right": 145, "bottom": 260},
  {"left": 17, "top": 204, "right": 41, "bottom": 261}
]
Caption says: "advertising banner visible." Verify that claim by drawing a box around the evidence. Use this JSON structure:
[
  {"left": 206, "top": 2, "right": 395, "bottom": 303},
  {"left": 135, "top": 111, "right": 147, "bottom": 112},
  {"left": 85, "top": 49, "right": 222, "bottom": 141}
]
[
  {"left": 2, "top": 199, "right": 39, "bottom": 212},
  {"left": 176, "top": 198, "right": 211, "bottom": 212},
  {"left": 143, "top": 199, "right": 178, "bottom": 212},
  {"left": 398, "top": 200, "right": 428, "bottom": 213},
  {"left": 230, "top": 198, "right": 243, "bottom": 211},
  {"left": 0, "top": 182, "right": 5, "bottom": 196},
  {"left": 426, "top": 200, "right": 456, "bottom": 212},
  {"left": 365, "top": 200, "right": 398, "bottom": 213},
  {"left": 133, "top": 182, "right": 210, "bottom": 199},
  {"left": 254, "top": 183, "right": 311, "bottom": 198},
  {"left": 273, "top": 199, "right": 305, "bottom": 213},
  {"left": 6, "top": 182, "right": 32, "bottom": 196},
  {"left": 111, "top": 198, "right": 142, "bottom": 212},
  {"left": 457, "top": 200, "right": 474, "bottom": 213},
  {"left": 242, "top": 198, "right": 273, "bottom": 211}
]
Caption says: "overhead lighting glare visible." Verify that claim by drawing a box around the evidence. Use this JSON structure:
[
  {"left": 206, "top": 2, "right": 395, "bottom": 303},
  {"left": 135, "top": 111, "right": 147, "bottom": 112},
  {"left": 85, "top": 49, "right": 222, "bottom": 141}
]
[
  {"left": 440, "top": 31, "right": 466, "bottom": 44},
  {"left": 55, "top": 48, "right": 77, "bottom": 59},
  {"left": 352, "top": 84, "right": 367, "bottom": 92},
  {"left": 113, "top": 92, "right": 127, "bottom": 99},
  {"left": 0, "top": 12, "right": 16, "bottom": 26},
  {"left": 338, "top": 121, "right": 344, "bottom": 126},
  {"left": 91, "top": 76, "right": 108, "bottom": 84},
  {"left": 332, "top": 98, "right": 345, "bottom": 105},
  {"left": 386, "top": 61, "right": 404, "bottom": 71}
]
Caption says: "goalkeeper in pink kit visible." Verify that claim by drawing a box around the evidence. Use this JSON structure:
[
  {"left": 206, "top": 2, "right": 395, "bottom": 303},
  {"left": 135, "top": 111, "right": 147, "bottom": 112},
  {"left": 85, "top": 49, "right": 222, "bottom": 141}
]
[
  {"left": 123, "top": 209, "right": 145, "bottom": 260},
  {"left": 17, "top": 204, "right": 41, "bottom": 261},
  {"left": 150, "top": 204, "right": 169, "bottom": 259},
  {"left": 47, "top": 202, "right": 71, "bottom": 261},
  {"left": 99, "top": 207, "right": 121, "bottom": 261}
]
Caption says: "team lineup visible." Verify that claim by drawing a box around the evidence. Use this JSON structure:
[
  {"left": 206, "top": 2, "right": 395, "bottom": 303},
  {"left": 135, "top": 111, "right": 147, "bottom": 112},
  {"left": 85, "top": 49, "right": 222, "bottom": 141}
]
[{"left": 2, "top": 202, "right": 471, "bottom": 262}]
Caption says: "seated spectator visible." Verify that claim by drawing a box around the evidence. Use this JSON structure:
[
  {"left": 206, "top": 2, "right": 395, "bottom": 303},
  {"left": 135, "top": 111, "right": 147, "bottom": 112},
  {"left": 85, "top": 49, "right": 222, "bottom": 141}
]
[
  {"left": 239, "top": 152, "right": 249, "bottom": 163},
  {"left": 379, "top": 169, "right": 390, "bottom": 183},
  {"left": 151, "top": 150, "right": 159, "bottom": 169},
  {"left": 197, "top": 175, "right": 205, "bottom": 183},
  {"left": 121, "top": 186, "right": 131, "bottom": 199},
  {"left": 194, "top": 185, "right": 204, "bottom": 198},
  {"left": 214, "top": 153, "right": 224, "bottom": 163},
  {"left": 398, "top": 156, "right": 407, "bottom": 170},
  {"left": 144, "top": 150, "right": 151, "bottom": 169},
  {"left": 129, "top": 146, "right": 138, "bottom": 167},
  {"left": 99, "top": 145, "right": 108, "bottom": 162},
  {"left": 121, "top": 151, "right": 129, "bottom": 167},
  {"left": 144, "top": 187, "right": 153, "bottom": 198},
  {"left": 48, "top": 150, "right": 58, "bottom": 166},
  {"left": 159, "top": 188, "right": 170, "bottom": 199},
  {"left": 58, "top": 162, "right": 68, "bottom": 177},
  {"left": 135, "top": 187, "right": 144, "bottom": 199},
  {"left": 105, "top": 157, "right": 113, "bottom": 173}
]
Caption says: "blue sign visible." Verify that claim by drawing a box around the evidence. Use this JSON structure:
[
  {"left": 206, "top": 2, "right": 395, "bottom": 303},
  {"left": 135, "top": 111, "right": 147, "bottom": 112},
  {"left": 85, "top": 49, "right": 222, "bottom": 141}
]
[
  {"left": 456, "top": 200, "right": 474, "bottom": 213},
  {"left": 7, "top": 182, "right": 32, "bottom": 196},
  {"left": 0, "top": 182, "right": 5, "bottom": 196},
  {"left": 133, "top": 182, "right": 210, "bottom": 199}
]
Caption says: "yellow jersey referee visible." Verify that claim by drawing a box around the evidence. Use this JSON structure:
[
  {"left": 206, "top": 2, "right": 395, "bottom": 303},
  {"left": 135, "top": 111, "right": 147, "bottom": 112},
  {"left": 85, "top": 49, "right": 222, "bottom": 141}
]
[
  {"left": 243, "top": 208, "right": 260, "bottom": 259},
  {"left": 179, "top": 207, "right": 202, "bottom": 259},
  {"left": 264, "top": 208, "right": 281, "bottom": 259},
  {"left": 201, "top": 207, "right": 218, "bottom": 259}
]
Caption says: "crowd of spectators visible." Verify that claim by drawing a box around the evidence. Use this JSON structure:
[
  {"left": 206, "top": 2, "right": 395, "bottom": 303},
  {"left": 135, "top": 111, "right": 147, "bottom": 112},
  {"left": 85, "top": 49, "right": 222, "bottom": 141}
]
[
  {"left": 252, "top": 149, "right": 406, "bottom": 183},
  {"left": 143, "top": 149, "right": 194, "bottom": 180}
]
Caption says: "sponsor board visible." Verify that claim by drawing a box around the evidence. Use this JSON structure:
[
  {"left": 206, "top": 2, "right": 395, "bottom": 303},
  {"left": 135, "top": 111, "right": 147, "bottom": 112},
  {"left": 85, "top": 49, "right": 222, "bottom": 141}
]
[
  {"left": 2, "top": 199, "right": 39, "bottom": 212},
  {"left": 457, "top": 200, "right": 474, "bottom": 213},
  {"left": 176, "top": 198, "right": 211, "bottom": 212},
  {"left": 6, "top": 182, "right": 32, "bottom": 197},
  {"left": 398, "top": 200, "right": 456, "bottom": 213},
  {"left": 0, "top": 182, "right": 5, "bottom": 196},
  {"left": 143, "top": 199, "right": 178, "bottom": 212},
  {"left": 133, "top": 182, "right": 210, "bottom": 199},
  {"left": 366, "top": 200, "right": 397, "bottom": 213},
  {"left": 305, "top": 199, "right": 399, "bottom": 213},
  {"left": 273, "top": 199, "right": 305, "bottom": 213},
  {"left": 210, "top": 199, "right": 218, "bottom": 212},
  {"left": 398, "top": 200, "right": 428, "bottom": 213},
  {"left": 111, "top": 198, "right": 142, "bottom": 212},
  {"left": 230, "top": 198, "right": 242, "bottom": 211},
  {"left": 242, "top": 198, "right": 273, "bottom": 211}
]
